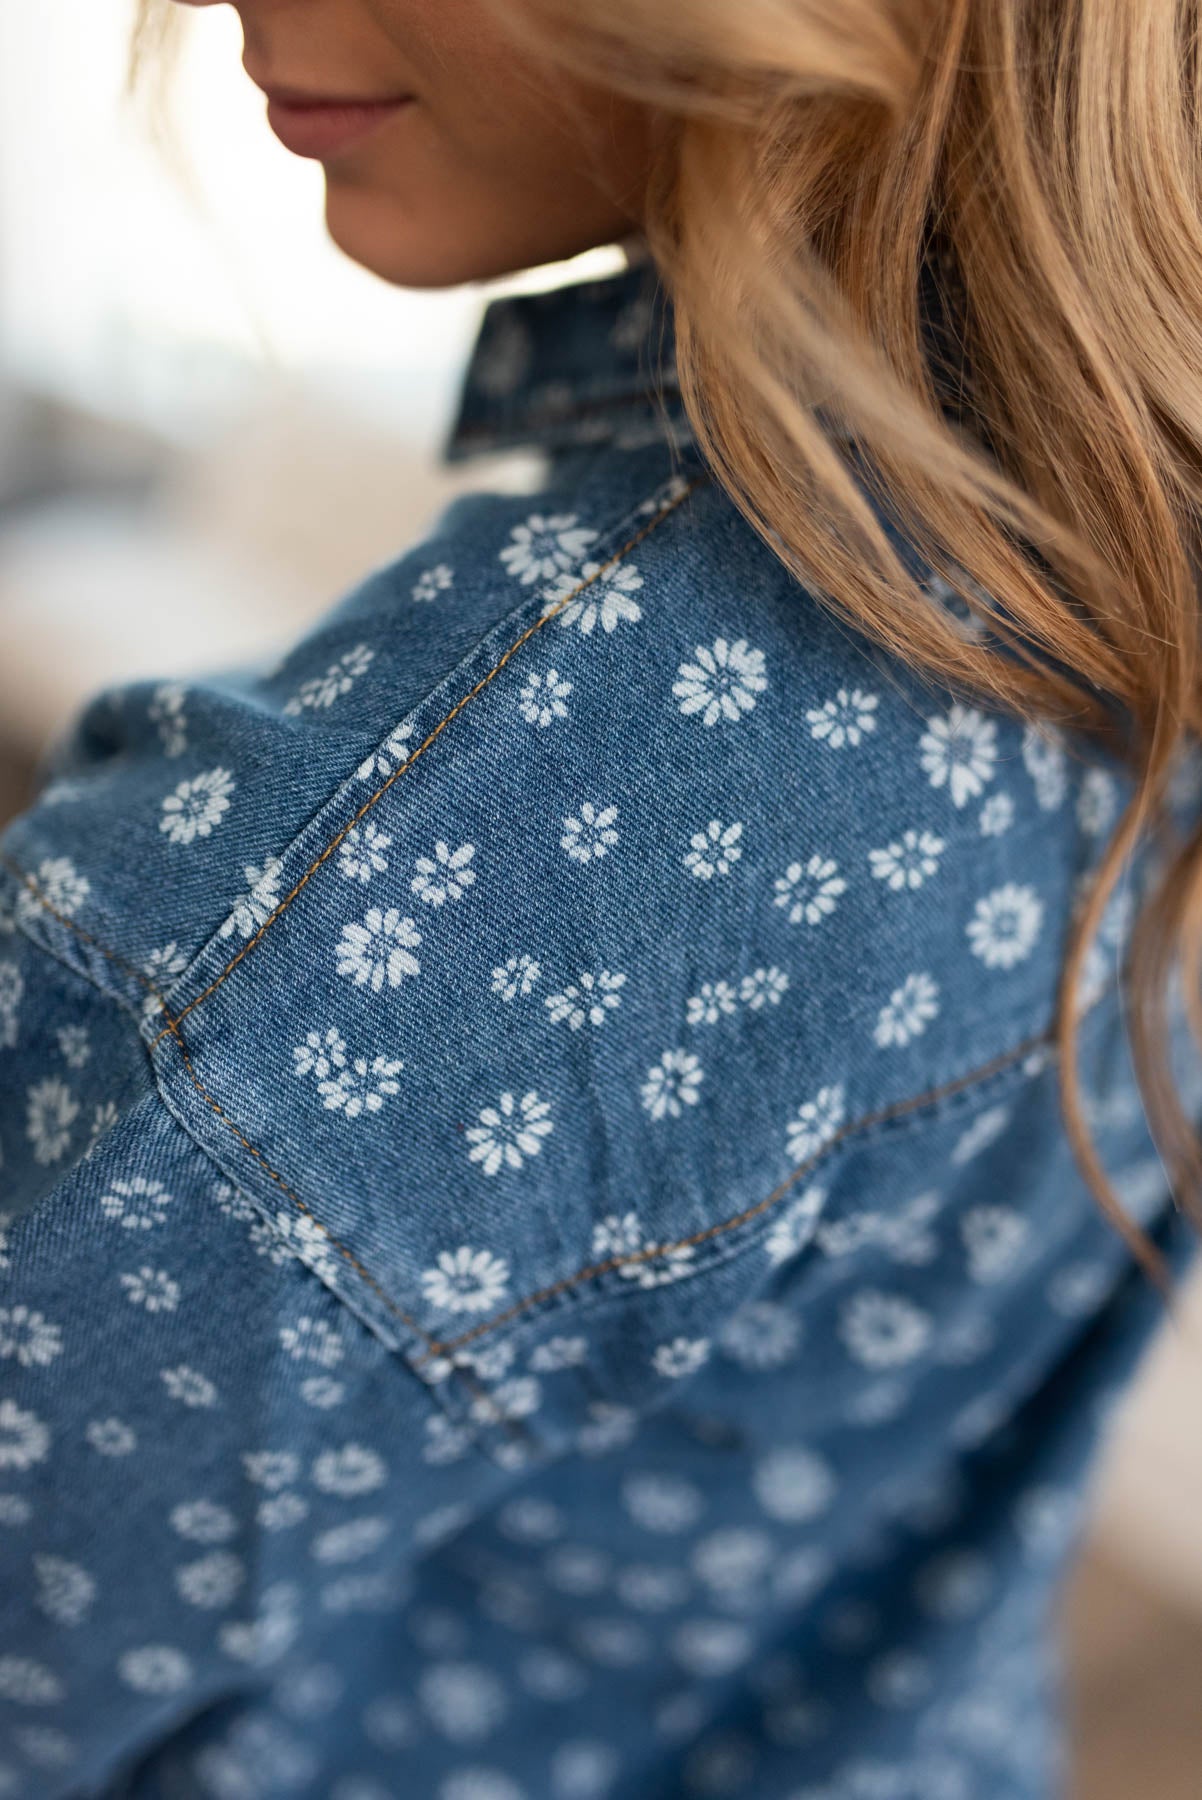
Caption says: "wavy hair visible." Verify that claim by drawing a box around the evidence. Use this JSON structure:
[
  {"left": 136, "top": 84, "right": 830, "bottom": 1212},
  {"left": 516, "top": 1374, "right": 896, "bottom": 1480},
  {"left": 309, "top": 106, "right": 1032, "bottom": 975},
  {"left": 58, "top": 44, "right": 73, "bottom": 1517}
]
[{"left": 132, "top": 0, "right": 1202, "bottom": 1291}]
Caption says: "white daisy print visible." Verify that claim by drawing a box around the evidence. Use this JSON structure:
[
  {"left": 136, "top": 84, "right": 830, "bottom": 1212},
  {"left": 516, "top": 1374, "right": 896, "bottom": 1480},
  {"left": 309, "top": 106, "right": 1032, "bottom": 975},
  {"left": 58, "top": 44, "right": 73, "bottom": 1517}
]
[
  {"left": 785, "top": 1083, "right": 846, "bottom": 1164},
  {"left": 501, "top": 512, "right": 598, "bottom": 584},
  {"left": 548, "top": 559, "right": 644, "bottom": 634},
  {"left": 465, "top": 1090, "right": 553, "bottom": 1175},
  {"left": 518, "top": 667, "right": 573, "bottom": 728},
  {"left": 918, "top": 704, "right": 997, "bottom": 807},
  {"left": 99, "top": 1176, "right": 173, "bottom": 1229},
  {"left": 421, "top": 1245, "right": 511, "bottom": 1317},
  {"left": 318, "top": 1054, "right": 404, "bottom": 1119},
  {"left": 838, "top": 1290, "right": 932, "bottom": 1367},
  {"left": 86, "top": 1418, "right": 136, "bottom": 1457},
  {"left": 753, "top": 1446, "right": 837, "bottom": 1523},
  {"left": 961, "top": 1205, "right": 1030, "bottom": 1282},
  {"left": 293, "top": 1028, "right": 347, "bottom": 1083},
  {"left": 591, "top": 1212, "right": 696, "bottom": 1287},
  {"left": 0, "top": 1306, "right": 63, "bottom": 1368},
  {"left": 118, "top": 1267, "right": 180, "bottom": 1313},
  {"left": 118, "top": 1646, "right": 192, "bottom": 1695},
  {"left": 149, "top": 681, "right": 187, "bottom": 756},
  {"left": 176, "top": 1552, "right": 244, "bottom": 1609},
  {"left": 160, "top": 768, "right": 235, "bottom": 846},
  {"left": 411, "top": 841, "right": 476, "bottom": 906},
  {"left": 160, "top": 1366, "right": 217, "bottom": 1409},
  {"left": 528, "top": 1336, "right": 588, "bottom": 1373},
  {"left": 1022, "top": 721, "right": 1068, "bottom": 810},
  {"left": 683, "top": 818, "right": 744, "bottom": 879},
  {"left": 0, "top": 1399, "right": 51, "bottom": 1471},
  {"left": 739, "top": 966, "right": 790, "bottom": 1011},
  {"left": 27, "top": 857, "right": 90, "bottom": 918},
  {"left": 219, "top": 857, "right": 284, "bottom": 940},
  {"left": 312, "top": 1443, "right": 387, "bottom": 1496},
  {"left": 806, "top": 687, "right": 879, "bottom": 748},
  {"left": 33, "top": 1555, "right": 96, "bottom": 1627},
  {"left": 283, "top": 643, "right": 374, "bottom": 715},
  {"left": 357, "top": 722, "right": 415, "bottom": 782},
  {"left": 925, "top": 571, "right": 991, "bottom": 641},
  {"left": 413, "top": 563, "right": 453, "bottom": 603},
  {"left": 562, "top": 802, "right": 619, "bottom": 864},
  {"left": 966, "top": 882, "right": 1044, "bottom": 969},
  {"left": 979, "top": 791, "right": 1014, "bottom": 836},
  {"left": 773, "top": 854, "right": 846, "bottom": 925},
  {"left": 1077, "top": 767, "right": 1118, "bottom": 836},
  {"left": 640, "top": 1049, "right": 703, "bottom": 1120},
  {"left": 685, "top": 981, "right": 738, "bottom": 1026},
  {"left": 718, "top": 1301, "right": 802, "bottom": 1372},
  {"left": 652, "top": 1337, "right": 711, "bottom": 1379},
  {"left": 143, "top": 941, "right": 189, "bottom": 987},
  {"left": 269, "top": 1211, "right": 341, "bottom": 1283},
  {"left": 868, "top": 828, "right": 944, "bottom": 892},
  {"left": 243, "top": 1451, "right": 299, "bottom": 1490},
  {"left": 0, "top": 1658, "right": 65, "bottom": 1705},
  {"left": 338, "top": 823, "right": 392, "bottom": 884},
  {"left": 171, "top": 1501, "right": 238, "bottom": 1544},
  {"left": 673, "top": 637, "right": 767, "bottom": 726},
  {"left": 545, "top": 970, "right": 626, "bottom": 1029},
  {"left": 55, "top": 1024, "right": 90, "bottom": 1068},
  {"left": 764, "top": 1186, "right": 826, "bottom": 1265},
  {"left": 873, "top": 973, "right": 940, "bottom": 1048},
  {"left": 491, "top": 954, "right": 541, "bottom": 1001},
  {"left": 26, "top": 1079, "right": 77, "bottom": 1165},
  {"left": 336, "top": 908, "right": 421, "bottom": 991}
]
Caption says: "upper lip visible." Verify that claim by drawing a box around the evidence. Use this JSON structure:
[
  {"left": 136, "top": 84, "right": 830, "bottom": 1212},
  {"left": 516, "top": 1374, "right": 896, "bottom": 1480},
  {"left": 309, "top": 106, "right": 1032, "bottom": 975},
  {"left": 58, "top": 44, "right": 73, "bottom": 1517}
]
[{"left": 254, "top": 79, "right": 412, "bottom": 109}]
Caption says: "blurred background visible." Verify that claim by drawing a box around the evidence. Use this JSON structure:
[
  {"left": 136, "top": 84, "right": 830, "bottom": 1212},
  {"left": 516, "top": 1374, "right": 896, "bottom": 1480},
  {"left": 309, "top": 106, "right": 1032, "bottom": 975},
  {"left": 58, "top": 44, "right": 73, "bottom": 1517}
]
[{"left": 1, "top": 5, "right": 1200, "bottom": 1793}]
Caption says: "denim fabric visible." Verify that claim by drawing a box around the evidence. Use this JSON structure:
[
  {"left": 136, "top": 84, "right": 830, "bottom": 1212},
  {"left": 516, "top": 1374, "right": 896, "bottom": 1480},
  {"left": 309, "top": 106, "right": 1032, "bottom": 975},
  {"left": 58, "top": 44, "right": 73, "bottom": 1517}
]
[{"left": 0, "top": 258, "right": 1199, "bottom": 1800}]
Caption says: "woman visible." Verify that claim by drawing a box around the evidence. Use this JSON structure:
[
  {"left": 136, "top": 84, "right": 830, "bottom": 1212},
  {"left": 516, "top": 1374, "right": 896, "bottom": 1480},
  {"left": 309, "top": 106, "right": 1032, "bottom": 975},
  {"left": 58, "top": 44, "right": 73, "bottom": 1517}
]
[{"left": 1, "top": 1, "right": 1199, "bottom": 1794}]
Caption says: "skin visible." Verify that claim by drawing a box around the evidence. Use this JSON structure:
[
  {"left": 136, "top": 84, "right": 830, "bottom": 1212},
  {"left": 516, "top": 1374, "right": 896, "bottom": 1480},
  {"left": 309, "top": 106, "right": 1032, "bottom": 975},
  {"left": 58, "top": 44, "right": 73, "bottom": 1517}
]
[{"left": 168, "top": 0, "right": 655, "bottom": 287}]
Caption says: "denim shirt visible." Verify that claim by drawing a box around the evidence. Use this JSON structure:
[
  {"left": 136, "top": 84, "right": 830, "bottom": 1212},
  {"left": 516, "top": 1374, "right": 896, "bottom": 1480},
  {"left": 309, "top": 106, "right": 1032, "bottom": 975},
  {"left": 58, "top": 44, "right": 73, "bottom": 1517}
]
[{"left": 0, "top": 258, "right": 1198, "bottom": 1800}]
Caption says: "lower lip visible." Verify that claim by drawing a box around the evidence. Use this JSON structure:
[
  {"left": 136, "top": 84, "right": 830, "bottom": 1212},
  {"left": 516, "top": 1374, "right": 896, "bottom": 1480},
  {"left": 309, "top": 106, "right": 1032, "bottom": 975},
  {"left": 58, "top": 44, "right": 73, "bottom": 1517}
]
[{"left": 265, "top": 97, "right": 413, "bottom": 160}]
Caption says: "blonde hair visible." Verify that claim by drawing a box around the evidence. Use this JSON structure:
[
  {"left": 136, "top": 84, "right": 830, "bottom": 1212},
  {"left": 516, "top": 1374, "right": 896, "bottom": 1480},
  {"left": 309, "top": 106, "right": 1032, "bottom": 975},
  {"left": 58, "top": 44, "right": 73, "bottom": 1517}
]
[{"left": 133, "top": 0, "right": 1202, "bottom": 1290}]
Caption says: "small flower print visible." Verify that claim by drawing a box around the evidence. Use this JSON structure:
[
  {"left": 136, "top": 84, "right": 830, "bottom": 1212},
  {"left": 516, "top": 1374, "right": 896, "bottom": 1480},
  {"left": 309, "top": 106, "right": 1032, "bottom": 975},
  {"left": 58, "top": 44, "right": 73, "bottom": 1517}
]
[
  {"left": 806, "top": 687, "right": 879, "bottom": 748},
  {"left": 873, "top": 972, "right": 940, "bottom": 1048},
  {"left": 683, "top": 818, "right": 744, "bottom": 879},
  {"left": 545, "top": 969, "right": 626, "bottom": 1029},
  {"left": 413, "top": 563, "right": 453, "bottom": 603},
  {"left": 501, "top": 512, "right": 598, "bottom": 584},
  {"left": 118, "top": 1267, "right": 180, "bottom": 1313},
  {"left": 312, "top": 1443, "right": 387, "bottom": 1497},
  {"left": 961, "top": 1205, "right": 1030, "bottom": 1282},
  {"left": 55, "top": 1024, "right": 90, "bottom": 1068},
  {"left": 300, "top": 1377, "right": 344, "bottom": 1410},
  {"left": 764, "top": 1187, "right": 826, "bottom": 1265},
  {"left": 491, "top": 954, "right": 540, "bottom": 1001},
  {"left": 176, "top": 1551, "right": 245, "bottom": 1609},
  {"left": 469, "top": 1377, "right": 541, "bottom": 1427},
  {"left": 752, "top": 1446, "right": 837, "bottom": 1523},
  {"left": 621, "top": 1473, "right": 704, "bottom": 1533},
  {"left": 979, "top": 791, "right": 1014, "bottom": 836},
  {"left": 357, "top": 722, "right": 415, "bottom": 782},
  {"left": 143, "top": 941, "right": 189, "bottom": 987},
  {"left": 919, "top": 703, "right": 997, "bottom": 807},
  {"left": 259, "top": 1492, "right": 309, "bottom": 1529},
  {"left": 739, "top": 966, "right": 790, "bottom": 1009},
  {"left": 85, "top": 1102, "right": 120, "bottom": 1159},
  {"left": 33, "top": 1555, "right": 95, "bottom": 1627},
  {"left": 293, "top": 1028, "right": 347, "bottom": 1082},
  {"left": 838, "top": 1290, "right": 932, "bottom": 1367},
  {"left": 673, "top": 637, "right": 767, "bottom": 726},
  {"left": 312, "top": 1518, "right": 391, "bottom": 1564},
  {"left": 590, "top": 1212, "right": 696, "bottom": 1286},
  {"left": 26, "top": 1079, "right": 78, "bottom": 1165},
  {"left": 561, "top": 801, "right": 619, "bottom": 864},
  {"left": 171, "top": 1501, "right": 237, "bottom": 1544},
  {"left": 269, "top": 1211, "right": 340, "bottom": 1282},
  {"left": 321, "top": 1055, "right": 404, "bottom": 1119},
  {"left": 0, "top": 1307, "right": 63, "bottom": 1368},
  {"left": 420, "top": 1246, "right": 512, "bottom": 1317},
  {"left": 283, "top": 643, "right": 374, "bottom": 715},
  {"left": 528, "top": 1335, "right": 589, "bottom": 1373},
  {"left": 925, "top": 571, "right": 991, "bottom": 641},
  {"left": 0, "top": 1399, "right": 50, "bottom": 1471},
  {"left": 243, "top": 1451, "right": 299, "bottom": 1490},
  {"left": 86, "top": 1418, "right": 136, "bottom": 1456},
  {"left": 100, "top": 1176, "right": 172, "bottom": 1229},
  {"left": 219, "top": 858, "right": 284, "bottom": 940},
  {"left": 28, "top": 857, "right": 90, "bottom": 918},
  {"left": 159, "top": 767, "right": 235, "bottom": 845},
  {"left": 1022, "top": 721, "right": 1068, "bottom": 810},
  {"left": 411, "top": 840, "right": 476, "bottom": 906},
  {"left": 0, "top": 1657, "right": 65, "bottom": 1705},
  {"left": 868, "top": 828, "right": 945, "bottom": 892},
  {"left": 773, "top": 854, "right": 846, "bottom": 925},
  {"left": 118, "top": 1646, "right": 193, "bottom": 1695},
  {"left": 685, "top": 981, "right": 738, "bottom": 1026},
  {"left": 336, "top": 908, "right": 421, "bottom": 991},
  {"left": 640, "top": 1049, "right": 703, "bottom": 1120},
  {"left": 465, "top": 1090, "right": 553, "bottom": 1175},
  {"left": 338, "top": 822, "right": 392, "bottom": 884},
  {"left": 1077, "top": 767, "right": 1118, "bottom": 836},
  {"left": 161, "top": 1365, "right": 217, "bottom": 1409},
  {"left": 966, "top": 882, "right": 1044, "bottom": 969},
  {"left": 279, "top": 1317, "right": 344, "bottom": 1367},
  {"left": 548, "top": 559, "right": 644, "bottom": 635},
  {"left": 816, "top": 1191, "right": 940, "bottom": 1266},
  {"left": 718, "top": 1301, "right": 802, "bottom": 1372},
  {"left": 518, "top": 668, "right": 572, "bottom": 728},
  {"left": 785, "top": 1083, "right": 846, "bottom": 1164},
  {"left": 652, "top": 1337, "right": 711, "bottom": 1379},
  {"left": 149, "top": 681, "right": 187, "bottom": 756}
]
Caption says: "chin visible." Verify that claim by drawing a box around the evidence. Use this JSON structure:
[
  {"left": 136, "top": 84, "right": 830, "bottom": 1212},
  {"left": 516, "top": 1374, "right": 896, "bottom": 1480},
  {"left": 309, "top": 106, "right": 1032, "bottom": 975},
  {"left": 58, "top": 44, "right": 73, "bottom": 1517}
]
[{"left": 322, "top": 182, "right": 539, "bottom": 291}]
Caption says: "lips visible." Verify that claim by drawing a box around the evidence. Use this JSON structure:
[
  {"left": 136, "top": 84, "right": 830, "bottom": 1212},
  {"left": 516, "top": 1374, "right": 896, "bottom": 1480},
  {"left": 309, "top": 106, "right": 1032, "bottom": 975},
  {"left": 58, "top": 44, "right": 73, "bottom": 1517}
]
[{"left": 259, "top": 86, "right": 416, "bottom": 161}]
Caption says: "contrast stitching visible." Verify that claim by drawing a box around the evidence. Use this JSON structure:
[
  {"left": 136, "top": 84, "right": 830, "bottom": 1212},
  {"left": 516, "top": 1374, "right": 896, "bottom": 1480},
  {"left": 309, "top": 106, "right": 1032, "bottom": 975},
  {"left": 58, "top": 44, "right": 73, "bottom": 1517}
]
[
  {"left": 0, "top": 851, "right": 173, "bottom": 1016},
  {"left": 411, "top": 1023, "right": 1054, "bottom": 1364},
  {"left": 150, "top": 473, "right": 707, "bottom": 1049}
]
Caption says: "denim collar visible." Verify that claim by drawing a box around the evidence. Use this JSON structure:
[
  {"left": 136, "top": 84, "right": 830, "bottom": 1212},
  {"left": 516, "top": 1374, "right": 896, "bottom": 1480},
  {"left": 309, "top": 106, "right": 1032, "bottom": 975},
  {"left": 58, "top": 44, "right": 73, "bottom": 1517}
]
[{"left": 442, "top": 255, "right": 688, "bottom": 464}]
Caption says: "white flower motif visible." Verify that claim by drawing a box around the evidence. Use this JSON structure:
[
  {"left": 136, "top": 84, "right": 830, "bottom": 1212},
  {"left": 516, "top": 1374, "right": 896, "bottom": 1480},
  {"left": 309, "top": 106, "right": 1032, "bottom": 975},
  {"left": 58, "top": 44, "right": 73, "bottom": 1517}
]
[
  {"left": 685, "top": 981, "right": 738, "bottom": 1026},
  {"left": 545, "top": 969, "right": 626, "bottom": 1029},
  {"left": 0, "top": 1656, "right": 65, "bottom": 1704},
  {"left": 99, "top": 1176, "right": 173, "bottom": 1229},
  {"left": 672, "top": 637, "right": 767, "bottom": 726},
  {"left": 28, "top": 857, "right": 90, "bottom": 917},
  {"left": 806, "top": 687, "right": 879, "bottom": 748},
  {"left": 300, "top": 1377, "right": 344, "bottom": 1410},
  {"left": 518, "top": 668, "right": 572, "bottom": 728},
  {"left": 652, "top": 1337, "right": 710, "bottom": 1379},
  {"left": 170, "top": 1501, "right": 237, "bottom": 1544},
  {"left": 1022, "top": 721, "right": 1068, "bottom": 810},
  {"left": 468, "top": 1377, "right": 541, "bottom": 1426},
  {"left": 753, "top": 1446, "right": 837, "bottom": 1522},
  {"left": 979, "top": 791, "right": 1014, "bottom": 836},
  {"left": 547, "top": 559, "right": 643, "bottom": 634},
  {"left": 528, "top": 1335, "right": 588, "bottom": 1372},
  {"left": 640, "top": 1049, "right": 703, "bottom": 1120},
  {"left": 764, "top": 1186, "right": 826, "bottom": 1265},
  {"left": 817, "top": 1190, "right": 940, "bottom": 1266},
  {"left": 919, "top": 703, "right": 998, "bottom": 808},
  {"left": 718, "top": 1301, "right": 802, "bottom": 1371},
  {"left": 0, "top": 1399, "right": 50, "bottom": 1471},
  {"left": 312, "top": 1518, "right": 390, "bottom": 1564},
  {"left": 773, "top": 854, "right": 846, "bottom": 925},
  {"left": 143, "top": 941, "right": 189, "bottom": 987},
  {"left": 312, "top": 1443, "right": 387, "bottom": 1496},
  {"left": 419, "top": 1660, "right": 509, "bottom": 1740},
  {"left": 336, "top": 908, "right": 421, "bottom": 991},
  {"left": 293, "top": 1028, "right": 347, "bottom": 1082},
  {"left": 176, "top": 1551, "right": 244, "bottom": 1609},
  {"left": 411, "top": 841, "right": 476, "bottom": 906},
  {"left": 590, "top": 1211, "right": 696, "bottom": 1287},
  {"left": 961, "top": 1205, "right": 1030, "bottom": 1282},
  {"left": 318, "top": 1055, "right": 404, "bottom": 1119},
  {"left": 1077, "top": 767, "right": 1118, "bottom": 836},
  {"left": 784, "top": 1083, "right": 845, "bottom": 1164},
  {"left": 357, "top": 722, "right": 415, "bottom": 782},
  {"left": 149, "top": 681, "right": 187, "bottom": 756},
  {"left": 117, "top": 1646, "right": 192, "bottom": 1695},
  {"left": 86, "top": 1417, "right": 136, "bottom": 1456},
  {"left": 0, "top": 1306, "right": 63, "bottom": 1368},
  {"left": 838, "top": 1290, "right": 932, "bottom": 1367},
  {"left": 739, "top": 966, "right": 790, "bottom": 1009},
  {"left": 26, "top": 1079, "right": 78, "bottom": 1165},
  {"left": 33, "top": 1556, "right": 95, "bottom": 1627},
  {"left": 118, "top": 1267, "right": 180, "bottom": 1312},
  {"left": 337, "top": 822, "right": 392, "bottom": 884},
  {"left": 561, "top": 802, "right": 619, "bottom": 863},
  {"left": 966, "top": 882, "right": 1044, "bottom": 969},
  {"left": 420, "top": 1247, "right": 511, "bottom": 1316},
  {"left": 85, "top": 1102, "right": 120, "bottom": 1159},
  {"left": 491, "top": 954, "right": 541, "bottom": 1001},
  {"left": 269, "top": 1211, "right": 341, "bottom": 1282},
  {"left": 160, "top": 1365, "right": 217, "bottom": 1409},
  {"left": 283, "top": 644, "right": 374, "bottom": 714},
  {"left": 279, "top": 1317, "right": 344, "bottom": 1367},
  {"left": 925, "top": 570, "right": 992, "bottom": 641},
  {"left": 873, "top": 972, "right": 940, "bottom": 1048},
  {"left": 501, "top": 512, "right": 598, "bottom": 584},
  {"left": 243, "top": 1451, "right": 299, "bottom": 1490},
  {"left": 219, "top": 858, "right": 284, "bottom": 940},
  {"left": 55, "top": 1024, "right": 90, "bottom": 1069},
  {"left": 683, "top": 819, "right": 744, "bottom": 879},
  {"left": 621, "top": 1473, "right": 704, "bottom": 1533},
  {"left": 868, "top": 828, "right": 944, "bottom": 892},
  {"left": 159, "top": 767, "right": 235, "bottom": 845},
  {"left": 413, "top": 563, "right": 453, "bottom": 603},
  {"left": 258, "top": 1492, "right": 309, "bottom": 1529},
  {"left": 465, "top": 1090, "right": 553, "bottom": 1175}
]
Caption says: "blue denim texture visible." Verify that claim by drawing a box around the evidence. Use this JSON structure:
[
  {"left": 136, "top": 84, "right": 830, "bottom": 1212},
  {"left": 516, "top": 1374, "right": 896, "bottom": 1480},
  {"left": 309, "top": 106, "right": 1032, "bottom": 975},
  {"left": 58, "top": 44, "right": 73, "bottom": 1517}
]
[{"left": 0, "top": 259, "right": 1199, "bottom": 1800}]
